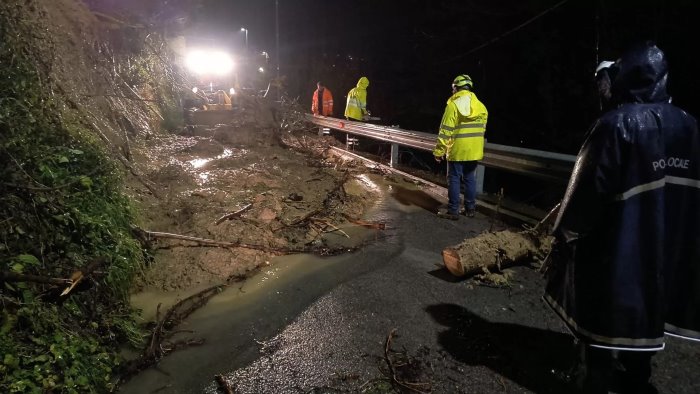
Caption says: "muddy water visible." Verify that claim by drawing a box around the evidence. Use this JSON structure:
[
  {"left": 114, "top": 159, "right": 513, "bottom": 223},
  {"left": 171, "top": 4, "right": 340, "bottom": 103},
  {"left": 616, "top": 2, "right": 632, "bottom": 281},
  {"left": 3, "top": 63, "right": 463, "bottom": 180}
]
[{"left": 119, "top": 176, "right": 436, "bottom": 393}]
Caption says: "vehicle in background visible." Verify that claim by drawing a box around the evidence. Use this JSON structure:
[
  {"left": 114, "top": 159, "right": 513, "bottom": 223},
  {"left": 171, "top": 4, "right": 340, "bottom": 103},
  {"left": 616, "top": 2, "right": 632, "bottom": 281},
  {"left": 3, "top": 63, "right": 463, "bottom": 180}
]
[{"left": 183, "top": 49, "right": 237, "bottom": 125}]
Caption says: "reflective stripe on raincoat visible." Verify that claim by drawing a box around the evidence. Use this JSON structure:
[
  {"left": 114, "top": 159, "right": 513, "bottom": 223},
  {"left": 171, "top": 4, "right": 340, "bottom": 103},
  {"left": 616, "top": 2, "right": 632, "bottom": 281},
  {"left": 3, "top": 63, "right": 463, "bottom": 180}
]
[
  {"left": 344, "top": 77, "right": 369, "bottom": 121},
  {"left": 433, "top": 89, "right": 488, "bottom": 161}
]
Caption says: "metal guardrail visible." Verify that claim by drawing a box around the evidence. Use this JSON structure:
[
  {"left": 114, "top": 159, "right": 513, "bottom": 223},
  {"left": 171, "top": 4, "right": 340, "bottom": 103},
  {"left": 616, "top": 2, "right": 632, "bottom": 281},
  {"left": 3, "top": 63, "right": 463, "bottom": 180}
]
[
  {"left": 307, "top": 115, "right": 436, "bottom": 151},
  {"left": 306, "top": 114, "right": 576, "bottom": 184}
]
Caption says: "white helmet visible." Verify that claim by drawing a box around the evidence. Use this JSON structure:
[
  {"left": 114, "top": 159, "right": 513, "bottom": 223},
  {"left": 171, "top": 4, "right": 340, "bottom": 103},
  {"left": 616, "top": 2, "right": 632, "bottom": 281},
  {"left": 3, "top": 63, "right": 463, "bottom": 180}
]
[{"left": 595, "top": 60, "right": 615, "bottom": 77}]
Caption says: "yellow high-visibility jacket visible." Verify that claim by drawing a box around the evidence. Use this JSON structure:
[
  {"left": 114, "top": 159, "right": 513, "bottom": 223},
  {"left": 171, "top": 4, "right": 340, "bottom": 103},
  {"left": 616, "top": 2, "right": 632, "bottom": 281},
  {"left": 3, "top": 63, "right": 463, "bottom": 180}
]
[
  {"left": 433, "top": 89, "right": 488, "bottom": 161},
  {"left": 344, "top": 77, "right": 369, "bottom": 120}
]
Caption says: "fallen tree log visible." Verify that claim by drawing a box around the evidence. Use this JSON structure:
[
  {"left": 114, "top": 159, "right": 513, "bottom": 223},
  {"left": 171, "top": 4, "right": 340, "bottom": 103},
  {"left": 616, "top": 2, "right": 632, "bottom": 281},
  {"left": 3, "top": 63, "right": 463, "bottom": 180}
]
[{"left": 442, "top": 230, "right": 553, "bottom": 277}]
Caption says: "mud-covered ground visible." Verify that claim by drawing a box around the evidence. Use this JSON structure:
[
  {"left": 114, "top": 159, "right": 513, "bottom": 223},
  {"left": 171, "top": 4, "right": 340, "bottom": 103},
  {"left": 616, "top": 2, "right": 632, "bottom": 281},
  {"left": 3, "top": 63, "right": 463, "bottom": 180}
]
[{"left": 126, "top": 123, "right": 383, "bottom": 292}]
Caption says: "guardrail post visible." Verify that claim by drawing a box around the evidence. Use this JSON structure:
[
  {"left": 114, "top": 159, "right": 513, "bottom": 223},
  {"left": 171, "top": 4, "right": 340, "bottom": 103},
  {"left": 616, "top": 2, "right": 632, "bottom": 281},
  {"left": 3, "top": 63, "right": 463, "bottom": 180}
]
[
  {"left": 476, "top": 164, "right": 485, "bottom": 194},
  {"left": 390, "top": 143, "right": 399, "bottom": 168}
]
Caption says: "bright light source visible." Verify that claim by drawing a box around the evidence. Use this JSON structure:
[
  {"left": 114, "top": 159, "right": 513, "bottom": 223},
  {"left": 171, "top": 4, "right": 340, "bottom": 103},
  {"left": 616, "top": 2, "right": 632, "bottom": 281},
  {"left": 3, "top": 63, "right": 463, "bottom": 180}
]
[
  {"left": 258, "top": 67, "right": 264, "bottom": 73},
  {"left": 185, "top": 50, "right": 235, "bottom": 75},
  {"left": 229, "top": 88, "right": 236, "bottom": 95},
  {"left": 240, "top": 27, "right": 247, "bottom": 32},
  {"left": 192, "top": 87, "right": 198, "bottom": 93}
]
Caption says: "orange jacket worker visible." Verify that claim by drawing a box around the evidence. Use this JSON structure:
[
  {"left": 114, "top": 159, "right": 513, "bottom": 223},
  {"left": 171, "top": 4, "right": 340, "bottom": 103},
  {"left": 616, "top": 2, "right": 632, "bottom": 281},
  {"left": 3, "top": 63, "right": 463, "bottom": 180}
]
[{"left": 311, "top": 82, "right": 334, "bottom": 116}]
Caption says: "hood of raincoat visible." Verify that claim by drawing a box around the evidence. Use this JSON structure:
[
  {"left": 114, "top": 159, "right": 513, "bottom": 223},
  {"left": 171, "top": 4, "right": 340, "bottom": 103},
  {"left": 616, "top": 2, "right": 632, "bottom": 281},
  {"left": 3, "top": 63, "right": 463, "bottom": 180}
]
[
  {"left": 611, "top": 41, "right": 670, "bottom": 105},
  {"left": 356, "top": 76, "right": 369, "bottom": 89},
  {"left": 450, "top": 90, "right": 472, "bottom": 117}
]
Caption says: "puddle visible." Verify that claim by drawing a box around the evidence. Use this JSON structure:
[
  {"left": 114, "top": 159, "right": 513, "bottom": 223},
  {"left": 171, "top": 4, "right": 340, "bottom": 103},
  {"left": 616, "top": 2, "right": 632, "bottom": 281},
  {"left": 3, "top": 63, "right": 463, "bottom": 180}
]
[
  {"left": 121, "top": 246, "right": 380, "bottom": 393},
  {"left": 390, "top": 184, "right": 443, "bottom": 213},
  {"left": 188, "top": 148, "right": 235, "bottom": 169}
]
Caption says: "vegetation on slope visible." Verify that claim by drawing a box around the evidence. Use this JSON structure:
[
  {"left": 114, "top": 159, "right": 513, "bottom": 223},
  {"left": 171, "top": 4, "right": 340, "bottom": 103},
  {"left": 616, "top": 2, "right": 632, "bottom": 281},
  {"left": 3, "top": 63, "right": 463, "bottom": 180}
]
[{"left": 0, "top": 3, "right": 146, "bottom": 392}]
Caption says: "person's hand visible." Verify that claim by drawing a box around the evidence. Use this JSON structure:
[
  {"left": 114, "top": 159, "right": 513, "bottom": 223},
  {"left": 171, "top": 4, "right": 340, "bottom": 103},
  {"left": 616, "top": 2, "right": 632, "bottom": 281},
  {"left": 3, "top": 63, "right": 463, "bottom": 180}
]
[{"left": 434, "top": 155, "right": 443, "bottom": 163}]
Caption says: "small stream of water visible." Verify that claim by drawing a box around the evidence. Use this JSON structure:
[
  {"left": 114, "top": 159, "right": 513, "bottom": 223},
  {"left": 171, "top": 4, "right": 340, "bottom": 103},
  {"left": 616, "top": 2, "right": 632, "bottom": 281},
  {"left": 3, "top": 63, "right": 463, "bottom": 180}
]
[{"left": 119, "top": 176, "right": 434, "bottom": 393}]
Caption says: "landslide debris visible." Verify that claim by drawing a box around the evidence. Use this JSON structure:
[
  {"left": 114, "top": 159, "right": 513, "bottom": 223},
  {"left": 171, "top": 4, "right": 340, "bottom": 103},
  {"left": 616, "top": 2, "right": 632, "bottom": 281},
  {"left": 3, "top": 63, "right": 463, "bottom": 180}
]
[{"left": 130, "top": 121, "right": 383, "bottom": 292}]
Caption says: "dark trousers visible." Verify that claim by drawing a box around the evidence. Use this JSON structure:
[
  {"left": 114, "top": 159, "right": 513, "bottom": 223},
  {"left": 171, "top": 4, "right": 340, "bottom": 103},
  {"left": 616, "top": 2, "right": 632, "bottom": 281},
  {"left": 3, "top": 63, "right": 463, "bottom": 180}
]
[
  {"left": 576, "top": 345, "right": 657, "bottom": 394},
  {"left": 447, "top": 160, "right": 478, "bottom": 214}
]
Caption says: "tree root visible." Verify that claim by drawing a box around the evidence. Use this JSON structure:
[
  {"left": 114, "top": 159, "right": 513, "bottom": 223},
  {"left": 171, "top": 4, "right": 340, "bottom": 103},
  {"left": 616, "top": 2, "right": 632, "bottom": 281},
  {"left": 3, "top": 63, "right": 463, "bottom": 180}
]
[
  {"left": 1, "top": 257, "right": 106, "bottom": 298},
  {"left": 0, "top": 271, "right": 69, "bottom": 286},
  {"left": 119, "top": 274, "right": 248, "bottom": 383},
  {"left": 310, "top": 218, "right": 350, "bottom": 238},
  {"left": 215, "top": 375, "right": 235, "bottom": 394},
  {"left": 383, "top": 329, "right": 432, "bottom": 393}
]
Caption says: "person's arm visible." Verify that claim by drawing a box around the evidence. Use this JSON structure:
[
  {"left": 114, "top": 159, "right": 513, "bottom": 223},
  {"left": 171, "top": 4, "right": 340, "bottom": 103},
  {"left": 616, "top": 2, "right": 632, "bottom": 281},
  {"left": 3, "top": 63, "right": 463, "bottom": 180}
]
[
  {"left": 327, "top": 90, "right": 334, "bottom": 115},
  {"left": 433, "top": 102, "right": 458, "bottom": 160},
  {"left": 554, "top": 118, "right": 621, "bottom": 243},
  {"left": 311, "top": 90, "right": 318, "bottom": 114},
  {"left": 358, "top": 90, "right": 368, "bottom": 117}
]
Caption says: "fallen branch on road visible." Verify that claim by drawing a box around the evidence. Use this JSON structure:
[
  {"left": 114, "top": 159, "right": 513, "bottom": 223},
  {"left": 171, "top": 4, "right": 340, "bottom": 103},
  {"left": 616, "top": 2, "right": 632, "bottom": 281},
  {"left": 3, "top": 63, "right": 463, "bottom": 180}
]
[
  {"left": 383, "top": 328, "right": 432, "bottom": 393},
  {"left": 138, "top": 228, "right": 367, "bottom": 256},
  {"left": 215, "top": 203, "right": 253, "bottom": 225},
  {"left": 310, "top": 217, "right": 350, "bottom": 238},
  {"left": 215, "top": 375, "right": 235, "bottom": 394},
  {"left": 344, "top": 216, "right": 386, "bottom": 230}
]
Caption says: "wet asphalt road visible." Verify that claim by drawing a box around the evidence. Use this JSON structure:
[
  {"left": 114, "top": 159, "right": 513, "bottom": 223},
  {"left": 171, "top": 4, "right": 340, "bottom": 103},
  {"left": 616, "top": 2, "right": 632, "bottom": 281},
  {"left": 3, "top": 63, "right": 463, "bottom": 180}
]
[
  {"left": 122, "top": 186, "right": 700, "bottom": 394},
  {"left": 204, "top": 195, "right": 699, "bottom": 393}
]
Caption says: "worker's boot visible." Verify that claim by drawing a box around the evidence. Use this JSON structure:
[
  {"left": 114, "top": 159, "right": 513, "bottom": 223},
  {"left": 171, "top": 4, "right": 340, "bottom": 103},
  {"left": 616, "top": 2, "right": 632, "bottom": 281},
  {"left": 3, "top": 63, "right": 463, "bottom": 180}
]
[
  {"left": 460, "top": 207, "right": 476, "bottom": 218},
  {"left": 437, "top": 209, "right": 459, "bottom": 221}
]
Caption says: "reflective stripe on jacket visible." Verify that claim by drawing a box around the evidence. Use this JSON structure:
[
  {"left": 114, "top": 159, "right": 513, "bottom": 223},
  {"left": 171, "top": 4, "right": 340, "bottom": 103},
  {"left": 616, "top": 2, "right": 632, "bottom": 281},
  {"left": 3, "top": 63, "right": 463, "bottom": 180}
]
[
  {"left": 312, "top": 88, "right": 334, "bottom": 116},
  {"left": 433, "top": 89, "right": 488, "bottom": 161},
  {"left": 344, "top": 77, "right": 369, "bottom": 121}
]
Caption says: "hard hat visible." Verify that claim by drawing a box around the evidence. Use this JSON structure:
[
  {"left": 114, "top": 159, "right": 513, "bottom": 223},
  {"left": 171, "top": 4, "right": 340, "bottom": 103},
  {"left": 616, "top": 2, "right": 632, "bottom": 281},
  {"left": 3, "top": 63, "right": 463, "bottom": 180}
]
[
  {"left": 595, "top": 60, "right": 615, "bottom": 77},
  {"left": 452, "top": 74, "right": 473, "bottom": 89}
]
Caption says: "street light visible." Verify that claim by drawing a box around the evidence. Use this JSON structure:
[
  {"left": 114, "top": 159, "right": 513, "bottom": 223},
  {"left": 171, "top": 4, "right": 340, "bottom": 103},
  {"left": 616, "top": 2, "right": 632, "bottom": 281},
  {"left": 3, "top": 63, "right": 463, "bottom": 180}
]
[{"left": 240, "top": 27, "right": 248, "bottom": 52}]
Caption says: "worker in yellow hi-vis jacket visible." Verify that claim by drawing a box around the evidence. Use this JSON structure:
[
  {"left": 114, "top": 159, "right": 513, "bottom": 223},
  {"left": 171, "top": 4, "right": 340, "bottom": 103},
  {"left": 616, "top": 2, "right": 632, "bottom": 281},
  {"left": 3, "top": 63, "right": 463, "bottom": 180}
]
[
  {"left": 344, "top": 76, "right": 370, "bottom": 121},
  {"left": 433, "top": 74, "right": 488, "bottom": 220}
]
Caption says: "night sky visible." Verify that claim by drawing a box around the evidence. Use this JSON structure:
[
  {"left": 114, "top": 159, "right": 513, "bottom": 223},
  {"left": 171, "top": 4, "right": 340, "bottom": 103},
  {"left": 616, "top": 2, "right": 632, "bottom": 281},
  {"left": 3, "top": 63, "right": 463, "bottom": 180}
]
[{"left": 105, "top": 0, "right": 700, "bottom": 154}]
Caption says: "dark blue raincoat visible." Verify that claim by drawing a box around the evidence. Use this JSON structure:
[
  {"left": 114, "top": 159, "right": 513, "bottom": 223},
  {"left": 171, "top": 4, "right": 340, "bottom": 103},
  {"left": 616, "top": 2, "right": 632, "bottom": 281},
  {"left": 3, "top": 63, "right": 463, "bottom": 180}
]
[{"left": 544, "top": 43, "right": 700, "bottom": 350}]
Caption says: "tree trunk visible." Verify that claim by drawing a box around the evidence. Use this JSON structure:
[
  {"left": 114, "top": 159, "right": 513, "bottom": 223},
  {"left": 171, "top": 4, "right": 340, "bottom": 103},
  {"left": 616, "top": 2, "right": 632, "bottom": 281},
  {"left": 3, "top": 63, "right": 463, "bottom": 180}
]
[{"left": 442, "top": 230, "right": 552, "bottom": 277}]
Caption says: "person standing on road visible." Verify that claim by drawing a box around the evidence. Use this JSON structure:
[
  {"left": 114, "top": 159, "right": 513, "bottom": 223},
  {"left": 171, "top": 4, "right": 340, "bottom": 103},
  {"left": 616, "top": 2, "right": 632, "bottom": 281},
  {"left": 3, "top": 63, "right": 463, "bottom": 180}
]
[
  {"left": 311, "top": 81, "right": 334, "bottom": 116},
  {"left": 543, "top": 42, "right": 700, "bottom": 394},
  {"left": 344, "top": 76, "right": 370, "bottom": 121},
  {"left": 433, "top": 74, "right": 488, "bottom": 220}
]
